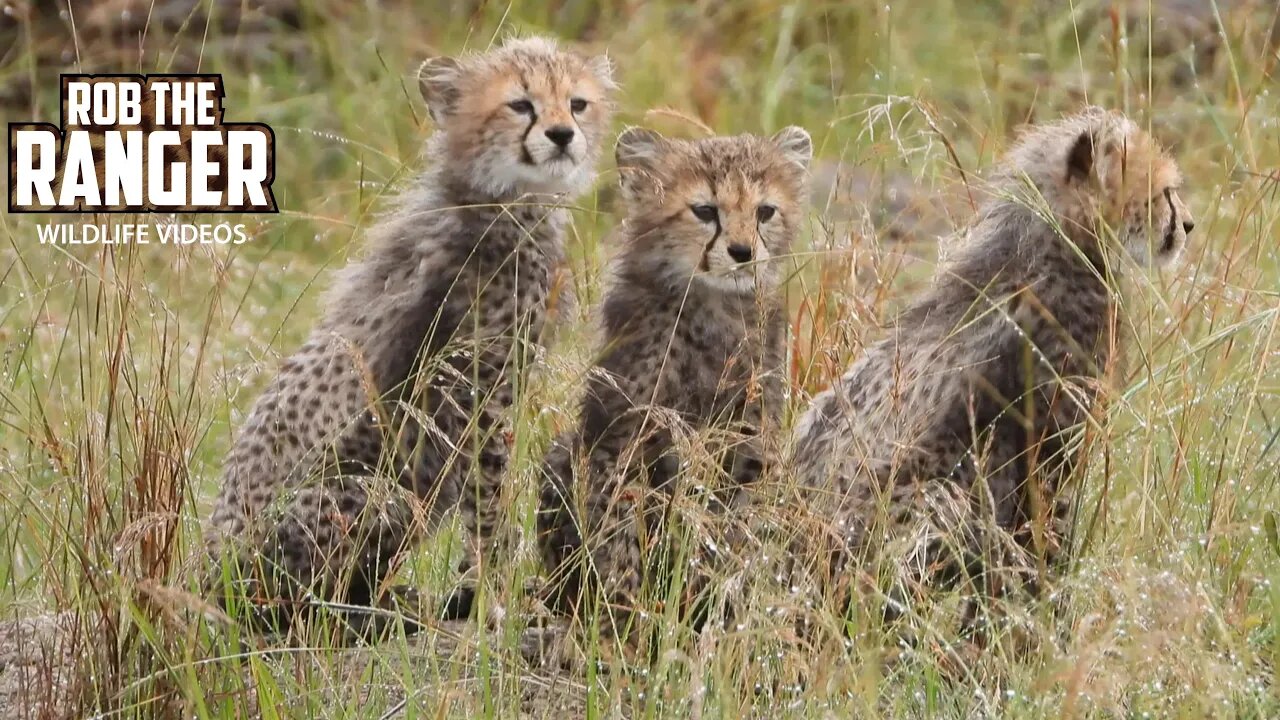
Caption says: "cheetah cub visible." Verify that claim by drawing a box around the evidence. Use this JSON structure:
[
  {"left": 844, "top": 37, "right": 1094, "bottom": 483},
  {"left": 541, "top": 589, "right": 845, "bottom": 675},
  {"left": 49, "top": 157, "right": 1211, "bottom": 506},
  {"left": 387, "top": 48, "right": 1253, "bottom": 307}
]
[
  {"left": 790, "top": 108, "right": 1193, "bottom": 626},
  {"left": 206, "top": 37, "right": 614, "bottom": 634},
  {"left": 537, "top": 126, "right": 811, "bottom": 634}
]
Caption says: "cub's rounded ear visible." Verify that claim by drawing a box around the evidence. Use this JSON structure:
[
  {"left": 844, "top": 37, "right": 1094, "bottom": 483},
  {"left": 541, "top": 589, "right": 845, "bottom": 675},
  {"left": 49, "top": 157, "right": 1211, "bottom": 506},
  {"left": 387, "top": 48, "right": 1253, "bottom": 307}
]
[
  {"left": 771, "top": 126, "right": 813, "bottom": 170},
  {"left": 418, "top": 56, "right": 462, "bottom": 122},
  {"left": 1066, "top": 130, "right": 1094, "bottom": 183},
  {"left": 587, "top": 53, "right": 617, "bottom": 89},
  {"left": 615, "top": 127, "right": 667, "bottom": 200},
  {"left": 616, "top": 127, "right": 665, "bottom": 168}
]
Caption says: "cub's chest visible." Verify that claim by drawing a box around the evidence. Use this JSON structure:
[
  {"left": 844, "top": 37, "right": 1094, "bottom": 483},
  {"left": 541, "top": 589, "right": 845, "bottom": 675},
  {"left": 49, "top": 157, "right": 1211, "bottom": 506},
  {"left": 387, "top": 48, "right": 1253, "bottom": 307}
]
[
  {"left": 662, "top": 312, "right": 769, "bottom": 399},
  {"left": 466, "top": 207, "right": 560, "bottom": 281},
  {"left": 473, "top": 242, "right": 552, "bottom": 291},
  {"left": 458, "top": 242, "right": 560, "bottom": 344}
]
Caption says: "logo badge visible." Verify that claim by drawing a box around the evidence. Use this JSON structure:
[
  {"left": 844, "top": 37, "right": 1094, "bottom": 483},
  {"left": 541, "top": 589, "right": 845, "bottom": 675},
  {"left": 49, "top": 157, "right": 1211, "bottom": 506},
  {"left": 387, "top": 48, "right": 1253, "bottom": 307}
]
[{"left": 9, "top": 74, "right": 277, "bottom": 214}]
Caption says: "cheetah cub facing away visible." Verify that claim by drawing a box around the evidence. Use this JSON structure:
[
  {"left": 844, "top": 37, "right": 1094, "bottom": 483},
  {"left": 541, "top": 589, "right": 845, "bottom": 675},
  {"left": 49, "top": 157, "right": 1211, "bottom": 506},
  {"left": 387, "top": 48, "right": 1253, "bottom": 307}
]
[
  {"left": 206, "top": 37, "right": 614, "bottom": 634},
  {"left": 791, "top": 108, "right": 1193, "bottom": 626},
  {"left": 538, "top": 126, "right": 811, "bottom": 634}
]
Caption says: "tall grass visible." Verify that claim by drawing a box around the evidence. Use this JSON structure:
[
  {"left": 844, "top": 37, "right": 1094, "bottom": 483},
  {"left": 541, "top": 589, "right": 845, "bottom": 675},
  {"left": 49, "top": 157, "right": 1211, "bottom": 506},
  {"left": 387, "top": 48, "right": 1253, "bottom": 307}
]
[{"left": 1, "top": 0, "right": 1278, "bottom": 716}]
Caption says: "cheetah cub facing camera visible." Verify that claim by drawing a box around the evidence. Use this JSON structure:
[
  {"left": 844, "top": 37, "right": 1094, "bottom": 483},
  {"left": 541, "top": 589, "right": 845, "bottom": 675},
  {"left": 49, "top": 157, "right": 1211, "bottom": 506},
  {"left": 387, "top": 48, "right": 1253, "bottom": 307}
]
[
  {"left": 538, "top": 126, "right": 811, "bottom": 635},
  {"left": 206, "top": 36, "right": 614, "bottom": 635},
  {"left": 790, "top": 108, "right": 1193, "bottom": 628}
]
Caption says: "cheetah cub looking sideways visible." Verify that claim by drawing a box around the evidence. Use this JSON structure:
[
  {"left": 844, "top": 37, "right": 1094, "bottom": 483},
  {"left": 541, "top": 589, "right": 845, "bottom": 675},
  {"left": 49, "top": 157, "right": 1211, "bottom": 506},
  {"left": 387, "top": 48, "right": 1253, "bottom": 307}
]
[
  {"left": 791, "top": 108, "right": 1193, "bottom": 625},
  {"left": 206, "top": 37, "right": 614, "bottom": 633},
  {"left": 538, "top": 126, "right": 811, "bottom": 634}
]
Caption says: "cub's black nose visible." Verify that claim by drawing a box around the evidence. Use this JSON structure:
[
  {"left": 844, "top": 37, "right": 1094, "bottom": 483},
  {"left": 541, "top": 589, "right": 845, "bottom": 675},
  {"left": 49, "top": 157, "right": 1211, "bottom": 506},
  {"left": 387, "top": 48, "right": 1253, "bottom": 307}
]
[
  {"left": 1182, "top": 220, "right": 1195, "bottom": 235},
  {"left": 545, "top": 126, "right": 575, "bottom": 148},
  {"left": 727, "top": 244, "right": 753, "bottom": 263}
]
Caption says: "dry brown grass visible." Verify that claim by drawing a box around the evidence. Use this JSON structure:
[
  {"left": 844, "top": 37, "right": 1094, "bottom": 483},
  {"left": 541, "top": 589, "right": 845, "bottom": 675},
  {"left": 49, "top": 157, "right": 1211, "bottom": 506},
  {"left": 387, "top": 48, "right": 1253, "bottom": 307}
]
[{"left": 1, "top": 0, "right": 1278, "bottom": 716}]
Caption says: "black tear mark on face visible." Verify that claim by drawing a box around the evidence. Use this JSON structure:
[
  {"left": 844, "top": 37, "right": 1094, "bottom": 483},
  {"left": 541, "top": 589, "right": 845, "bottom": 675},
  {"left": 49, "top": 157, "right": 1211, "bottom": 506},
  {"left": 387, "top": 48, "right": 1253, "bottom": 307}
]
[
  {"left": 1160, "top": 187, "right": 1177, "bottom": 254},
  {"left": 696, "top": 170, "right": 724, "bottom": 273},
  {"left": 518, "top": 111, "right": 538, "bottom": 165},
  {"left": 698, "top": 207, "right": 722, "bottom": 272},
  {"left": 515, "top": 77, "right": 538, "bottom": 166}
]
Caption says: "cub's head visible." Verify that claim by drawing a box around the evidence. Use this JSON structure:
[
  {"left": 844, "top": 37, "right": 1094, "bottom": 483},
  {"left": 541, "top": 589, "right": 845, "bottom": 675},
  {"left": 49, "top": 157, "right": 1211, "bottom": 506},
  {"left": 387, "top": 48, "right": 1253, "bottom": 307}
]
[
  {"left": 614, "top": 126, "right": 812, "bottom": 296},
  {"left": 419, "top": 36, "right": 615, "bottom": 199},
  {"left": 1003, "top": 107, "right": 1194, "bottom": 267}
]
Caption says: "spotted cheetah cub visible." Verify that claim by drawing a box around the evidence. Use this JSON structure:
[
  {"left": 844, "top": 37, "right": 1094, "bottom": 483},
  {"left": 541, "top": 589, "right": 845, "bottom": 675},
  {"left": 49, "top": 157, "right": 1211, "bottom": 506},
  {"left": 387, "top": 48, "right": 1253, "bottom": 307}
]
[
  {"left": 206, "top": 37, "right": 614, "bottom": 633},
  {"left": 790, "top": 108, "right": 1193, "bottom": 624},
  {"left": 537, "top": 126, "right": 811, "bottom": 634}
]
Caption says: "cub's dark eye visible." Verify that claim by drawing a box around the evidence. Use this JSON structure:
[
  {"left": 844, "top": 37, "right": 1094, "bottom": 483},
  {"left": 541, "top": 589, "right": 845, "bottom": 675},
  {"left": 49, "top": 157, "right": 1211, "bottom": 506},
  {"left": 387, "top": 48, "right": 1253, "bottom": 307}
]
[
  {"left": 756, "top": 204, "right": 777, "bottom": 223},
  {"left": 507, "top": 99, "right": 535, "bottom": 115},
  {"left": 691, "top": 204, "right": 719, "bottom": 223},
  {"left": 570, "top": 98, "right": 588, "bottom": 113}
]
